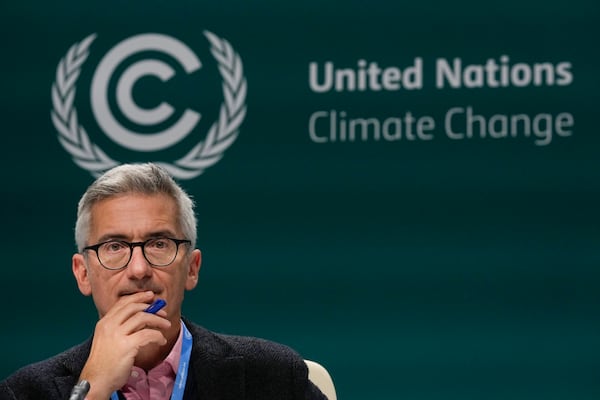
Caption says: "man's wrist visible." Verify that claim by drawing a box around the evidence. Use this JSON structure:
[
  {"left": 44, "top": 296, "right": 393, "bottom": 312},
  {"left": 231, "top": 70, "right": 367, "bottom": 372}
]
[{"left": 77, "top": 373, "right": 114, "bottom": 400}]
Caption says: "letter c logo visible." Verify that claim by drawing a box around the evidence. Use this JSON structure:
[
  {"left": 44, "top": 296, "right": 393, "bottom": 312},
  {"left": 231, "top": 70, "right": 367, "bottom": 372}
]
[{"left": 90, "top": 33, "right": 202, "bottom": 152}]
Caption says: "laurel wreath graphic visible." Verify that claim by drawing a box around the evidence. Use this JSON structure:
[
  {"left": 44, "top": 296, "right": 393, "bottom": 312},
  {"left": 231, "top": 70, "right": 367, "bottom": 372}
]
[{"left": 50, "top": 31, "right": 247, "bottom": 179}]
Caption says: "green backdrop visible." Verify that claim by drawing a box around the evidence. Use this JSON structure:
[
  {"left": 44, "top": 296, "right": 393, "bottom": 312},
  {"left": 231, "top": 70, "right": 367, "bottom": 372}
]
[{"left": 1, "top": 1, "right": 599, "bottom": 399}]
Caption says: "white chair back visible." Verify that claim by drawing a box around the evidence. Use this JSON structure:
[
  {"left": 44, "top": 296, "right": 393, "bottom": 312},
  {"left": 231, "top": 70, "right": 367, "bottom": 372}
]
[{"left": 305, "top": 360, "right": 337, "bottom": 400}]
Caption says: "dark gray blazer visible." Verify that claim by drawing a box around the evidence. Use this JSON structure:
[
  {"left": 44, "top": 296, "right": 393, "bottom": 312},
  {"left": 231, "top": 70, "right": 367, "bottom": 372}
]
[{"left": 0, "top": 320, "right": 327, "bottom": 400}]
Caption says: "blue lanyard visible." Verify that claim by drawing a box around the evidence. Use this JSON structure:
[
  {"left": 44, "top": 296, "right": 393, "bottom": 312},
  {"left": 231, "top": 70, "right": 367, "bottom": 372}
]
[{"left": 110, "top": 321, "right": 193, "bottom": 400}]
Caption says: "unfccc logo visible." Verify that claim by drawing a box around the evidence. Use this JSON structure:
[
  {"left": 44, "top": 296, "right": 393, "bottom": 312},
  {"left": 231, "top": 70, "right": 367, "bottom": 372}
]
[{"left": 51, "top": 31, "right": 247, "bottom": 179}]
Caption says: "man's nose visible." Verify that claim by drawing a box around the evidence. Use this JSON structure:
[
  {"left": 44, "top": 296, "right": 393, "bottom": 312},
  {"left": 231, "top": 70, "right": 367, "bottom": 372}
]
[{"left": 126, "top": 246, "right": 153, "bottom": 279}]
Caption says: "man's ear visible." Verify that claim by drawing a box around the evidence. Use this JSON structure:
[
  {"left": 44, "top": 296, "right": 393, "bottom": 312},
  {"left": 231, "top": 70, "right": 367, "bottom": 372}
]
[
  {"left": 72, "top": 253, "right": 92, "bottom": 296},
  {"left": 185, "top": 249, "right": 201, "bottom": 291}
]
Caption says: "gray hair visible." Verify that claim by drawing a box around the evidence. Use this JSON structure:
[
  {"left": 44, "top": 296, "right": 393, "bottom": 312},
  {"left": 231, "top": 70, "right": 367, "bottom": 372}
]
[{"left": 75, "top": 163, "right": 197, "bottom": 252}]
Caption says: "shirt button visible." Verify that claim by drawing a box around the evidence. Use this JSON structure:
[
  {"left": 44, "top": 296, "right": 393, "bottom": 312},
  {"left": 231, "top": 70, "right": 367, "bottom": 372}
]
[{"left": 131, "top": 370, "right": 139, "bottom": 378}]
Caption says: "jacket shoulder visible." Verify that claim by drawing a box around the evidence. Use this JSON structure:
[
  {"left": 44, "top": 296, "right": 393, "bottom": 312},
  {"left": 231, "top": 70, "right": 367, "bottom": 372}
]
[
  {"left": 0, "top": 341, "right": 90, "bottom": 400},
  {"left": 184, "top": 321, "right": 326, "bottom": 399},
  {"left": 186, "top": 321, "right": 305, "bottom": 366}
]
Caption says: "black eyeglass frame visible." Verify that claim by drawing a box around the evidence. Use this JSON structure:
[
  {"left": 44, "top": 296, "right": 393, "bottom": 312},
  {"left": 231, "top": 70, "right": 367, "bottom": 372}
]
[{"left": 82, "top": 237, "right": 192, "bottom": 270}]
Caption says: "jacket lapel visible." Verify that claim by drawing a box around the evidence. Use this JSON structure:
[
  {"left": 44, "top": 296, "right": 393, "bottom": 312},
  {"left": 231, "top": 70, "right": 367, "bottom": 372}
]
[
  {"left": 187, "top": 354, "right": 245, "bottom": 400},
  {"left": 184, "top": 320, "right": 246, "bottom": 400}
]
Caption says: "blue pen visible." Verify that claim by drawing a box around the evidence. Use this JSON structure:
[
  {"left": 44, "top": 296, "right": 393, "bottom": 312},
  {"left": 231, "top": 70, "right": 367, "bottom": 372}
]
[{"left": 145, "top": 298, "right": 167, "bottom": 314}]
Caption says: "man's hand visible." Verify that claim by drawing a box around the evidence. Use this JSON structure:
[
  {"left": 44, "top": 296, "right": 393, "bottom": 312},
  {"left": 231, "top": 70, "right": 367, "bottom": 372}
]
[{"left": 78, "top": 291, "right": 171, "bottom": 399}]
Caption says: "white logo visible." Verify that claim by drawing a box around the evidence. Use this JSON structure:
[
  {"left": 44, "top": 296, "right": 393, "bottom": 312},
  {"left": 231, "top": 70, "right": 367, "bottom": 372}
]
[{"left": 51, "top": 31, "right": 247, "bottom": 179}]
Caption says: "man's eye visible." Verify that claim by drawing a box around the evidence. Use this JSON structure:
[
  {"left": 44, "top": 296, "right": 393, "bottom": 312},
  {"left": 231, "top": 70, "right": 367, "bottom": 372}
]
[
  {"left": 147, "top": 238, "right": 171, "bottom": 250},
  {"left": 104, "top": 242, "right": 127, "bottom": 252}
]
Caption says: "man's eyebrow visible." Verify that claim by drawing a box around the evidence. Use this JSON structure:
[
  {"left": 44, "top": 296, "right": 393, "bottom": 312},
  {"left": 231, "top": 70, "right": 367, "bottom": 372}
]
[
  {"left": 147, "top": 230, "right": 178, "bottom": 238},
  {"left": 93, "top": 231, "right": 178, "bottom": 243},
  {"left": 95, "top": 233, "right": 129, "bottom": 243}
]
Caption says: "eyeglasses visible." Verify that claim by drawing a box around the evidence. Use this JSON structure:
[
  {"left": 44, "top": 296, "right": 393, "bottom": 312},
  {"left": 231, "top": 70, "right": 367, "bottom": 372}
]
[{"left": 83, "top": 237, "right": 191, "bottom": 270}]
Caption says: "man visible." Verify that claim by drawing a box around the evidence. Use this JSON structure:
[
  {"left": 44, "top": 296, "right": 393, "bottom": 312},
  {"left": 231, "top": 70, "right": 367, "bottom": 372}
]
[{"left": 0, "top": 163, "right": 326, "bottom": 400}]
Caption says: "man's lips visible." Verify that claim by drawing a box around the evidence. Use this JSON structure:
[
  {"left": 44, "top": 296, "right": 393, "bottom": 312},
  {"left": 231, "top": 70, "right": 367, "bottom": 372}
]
[{"left": 118, "top": 289, "right": 163, "bottom": 297}]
